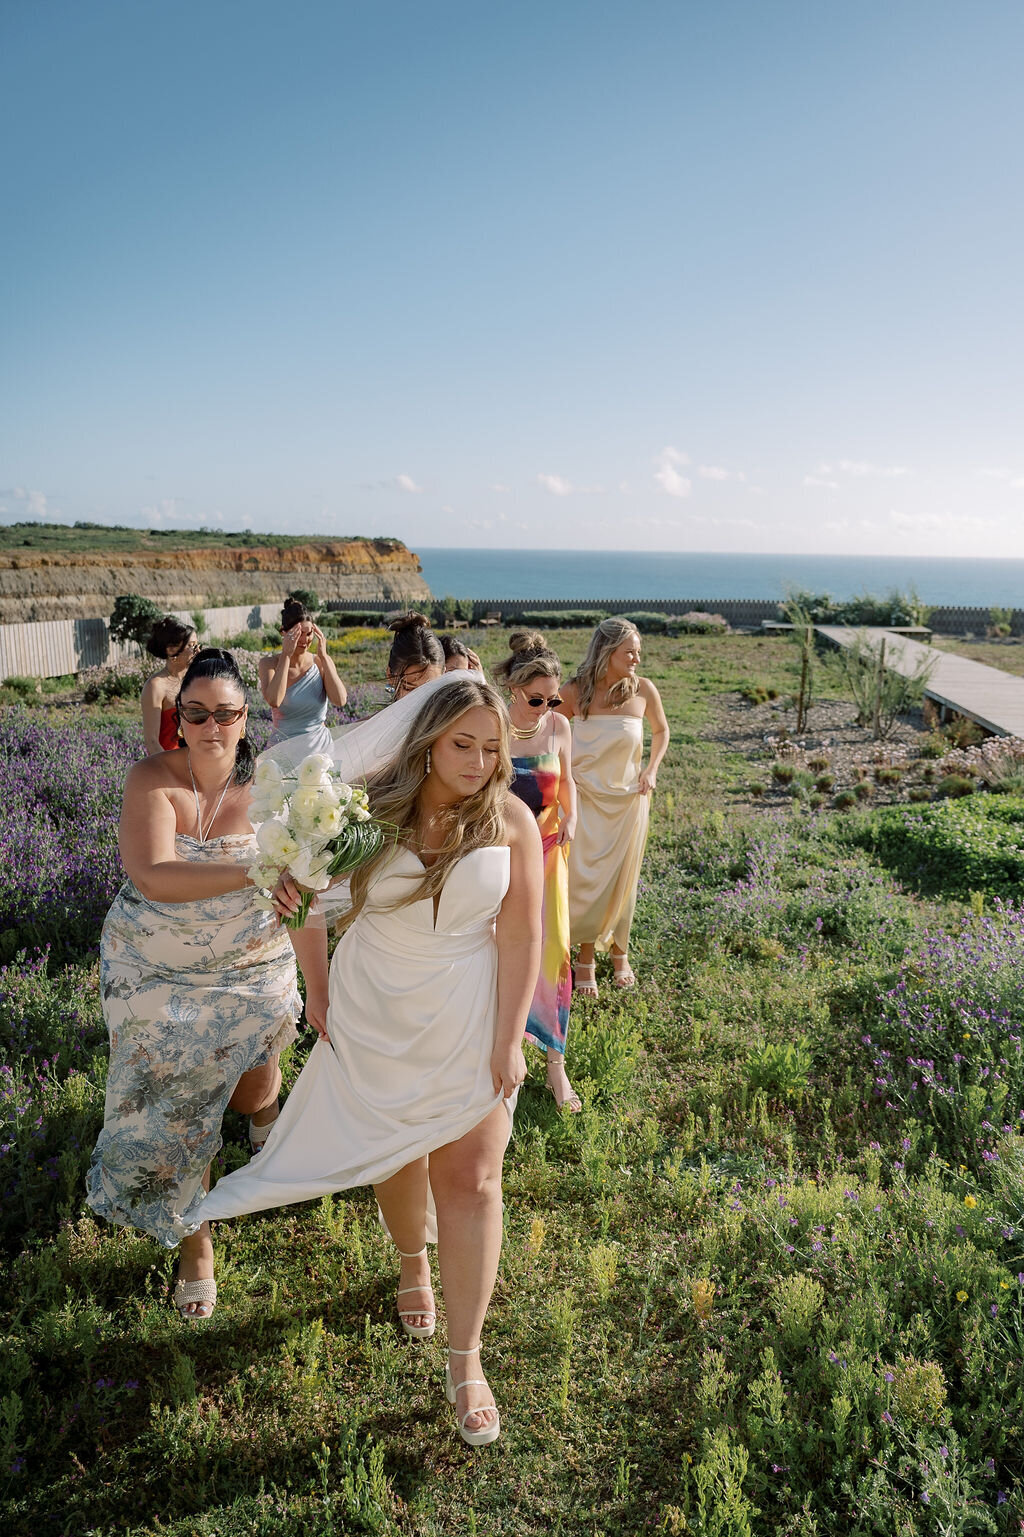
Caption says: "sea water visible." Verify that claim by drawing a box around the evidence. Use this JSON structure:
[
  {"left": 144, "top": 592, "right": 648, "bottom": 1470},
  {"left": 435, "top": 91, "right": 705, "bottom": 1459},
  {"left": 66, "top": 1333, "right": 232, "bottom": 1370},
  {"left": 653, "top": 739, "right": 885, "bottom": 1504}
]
[{"left": 415, "top": 550, "right": 1023, "bottom": 607}]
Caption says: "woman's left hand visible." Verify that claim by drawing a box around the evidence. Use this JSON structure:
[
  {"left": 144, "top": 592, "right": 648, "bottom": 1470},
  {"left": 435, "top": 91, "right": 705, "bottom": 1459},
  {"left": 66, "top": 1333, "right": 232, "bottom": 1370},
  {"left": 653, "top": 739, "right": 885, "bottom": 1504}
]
[
  {"left": 310, "top": 623, "right": 328, "bottom": 661},
  {"left": 637, "top": 768, "right": 657, "bottom": 796},
  {"left": 556, "top": 815, "right": 576, "bottom": 846},
  {"left": 490, "top": 1041, "right": 527, "bottom": 1100}
]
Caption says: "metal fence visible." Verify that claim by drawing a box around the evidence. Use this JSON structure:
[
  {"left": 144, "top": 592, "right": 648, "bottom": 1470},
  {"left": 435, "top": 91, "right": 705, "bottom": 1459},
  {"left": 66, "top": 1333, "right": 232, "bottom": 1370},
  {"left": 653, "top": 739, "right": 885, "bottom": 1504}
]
[
  {"left": 0, "top": 604, "right": 281, "bottom": 680},
  {"left": 3, "top": 599, "right": 1019, "bottom": 680}
]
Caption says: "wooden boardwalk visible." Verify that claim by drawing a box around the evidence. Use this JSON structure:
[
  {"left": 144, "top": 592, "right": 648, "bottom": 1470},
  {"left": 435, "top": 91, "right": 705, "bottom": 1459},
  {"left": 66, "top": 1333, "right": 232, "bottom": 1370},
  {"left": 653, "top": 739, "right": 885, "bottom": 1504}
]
[{"left": 816, "top": 627, "right": 1024, "bottom": 739}]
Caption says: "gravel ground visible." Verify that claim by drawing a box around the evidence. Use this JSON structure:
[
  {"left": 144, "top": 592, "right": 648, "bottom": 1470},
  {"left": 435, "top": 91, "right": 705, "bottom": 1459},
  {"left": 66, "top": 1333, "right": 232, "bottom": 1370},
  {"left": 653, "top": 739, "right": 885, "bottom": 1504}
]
[{"left": 704, "top": 692, "right": 944, "bottom": 812}]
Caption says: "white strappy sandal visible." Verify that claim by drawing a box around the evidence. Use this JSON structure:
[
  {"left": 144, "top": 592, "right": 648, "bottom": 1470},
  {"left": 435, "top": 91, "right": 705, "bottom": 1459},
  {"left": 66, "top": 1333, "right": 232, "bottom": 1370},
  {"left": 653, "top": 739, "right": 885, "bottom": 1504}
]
[
  {"left": 248, "top": 1102, "right": 280, "bottom": 1157},
  {"left": 395, "top": 1245, "right": 436, "bottom": 1341},
  {"left": 445, "top": 1345, "right": 501, "bottom": 1446}
]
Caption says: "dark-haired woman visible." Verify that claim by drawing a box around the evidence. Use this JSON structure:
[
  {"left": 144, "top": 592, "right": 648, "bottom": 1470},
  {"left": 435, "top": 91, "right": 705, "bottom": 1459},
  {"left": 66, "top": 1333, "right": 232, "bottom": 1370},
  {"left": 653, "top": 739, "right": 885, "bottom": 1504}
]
[
  {"left": 140, "top": 616, "right": 198, "bottom": 755},
  {"left": 440, "top": 634, "right": 484, "bottom": 674},
  {"left": 386, "top": 611, "right": 445, "bottom": 698},
  {"left": 495, "top": 632, "right": 579, "bottom": 1110},
  {"left": 86, "top": 650, "right": 303, "bottom": 1320},
  {"left": 259, "top": 598, "right": 348, "bottom": 754}
]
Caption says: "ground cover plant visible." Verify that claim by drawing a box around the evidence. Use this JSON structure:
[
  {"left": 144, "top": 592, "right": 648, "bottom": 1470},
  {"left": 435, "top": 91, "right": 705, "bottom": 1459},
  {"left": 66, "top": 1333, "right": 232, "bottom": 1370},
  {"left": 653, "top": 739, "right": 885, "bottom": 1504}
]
[{"left": 1, "top": 630, "right": 1022, "bottom": 1534}]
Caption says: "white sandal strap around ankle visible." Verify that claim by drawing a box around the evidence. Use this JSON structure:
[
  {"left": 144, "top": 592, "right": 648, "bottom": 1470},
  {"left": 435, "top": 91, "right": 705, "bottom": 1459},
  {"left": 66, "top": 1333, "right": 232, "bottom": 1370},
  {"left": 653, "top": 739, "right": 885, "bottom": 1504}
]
[
  {"left": 396, "top": 1285, "right": 433, "bottom": 1297},
  {"left": 396, "top": 1245, "right": 428, "bottom": 1258},
  {"left": 448, "top": 1344, "right": 481, "bottom": 1355}
]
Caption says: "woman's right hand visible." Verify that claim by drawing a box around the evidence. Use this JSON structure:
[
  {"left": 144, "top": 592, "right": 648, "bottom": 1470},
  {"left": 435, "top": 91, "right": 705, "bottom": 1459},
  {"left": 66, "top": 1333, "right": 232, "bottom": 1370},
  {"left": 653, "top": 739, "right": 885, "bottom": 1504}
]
[
  {"left": 304, "top": 988, "right": 330, "bottom": 1042},
  {"left": 271, "top": 872, "right": 304, "bottom": 920},
  {"left": 280, "top": 626, "right": 301, "bottom": 658},
  {"left": 490, "top": 1040, "right": 527, "bottom": 1100}
]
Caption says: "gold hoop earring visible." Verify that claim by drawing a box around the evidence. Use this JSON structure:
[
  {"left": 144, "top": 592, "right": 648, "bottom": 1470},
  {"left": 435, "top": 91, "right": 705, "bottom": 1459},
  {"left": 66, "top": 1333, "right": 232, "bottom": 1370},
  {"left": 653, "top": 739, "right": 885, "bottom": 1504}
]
[{"left": 240, "top": 726, "right": 247, "bottom": 740}]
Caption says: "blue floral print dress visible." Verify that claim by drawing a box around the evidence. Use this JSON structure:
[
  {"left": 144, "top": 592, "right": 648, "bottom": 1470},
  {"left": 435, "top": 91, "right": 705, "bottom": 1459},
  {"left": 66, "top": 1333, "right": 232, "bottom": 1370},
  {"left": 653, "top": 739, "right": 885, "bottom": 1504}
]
[{"left": 86, "top": 833, "right": 301, "bottom": 1246}]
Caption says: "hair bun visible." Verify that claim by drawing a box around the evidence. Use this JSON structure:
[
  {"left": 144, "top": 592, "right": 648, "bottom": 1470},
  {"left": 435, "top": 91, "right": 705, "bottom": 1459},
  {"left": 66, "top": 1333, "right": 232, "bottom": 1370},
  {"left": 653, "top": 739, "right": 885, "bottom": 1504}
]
[
  {"left": 388, "top": 611, "right": 431, "bottom": 634},
  {"left": 508, "top": 628, "right": 545, "bottom": 656}
]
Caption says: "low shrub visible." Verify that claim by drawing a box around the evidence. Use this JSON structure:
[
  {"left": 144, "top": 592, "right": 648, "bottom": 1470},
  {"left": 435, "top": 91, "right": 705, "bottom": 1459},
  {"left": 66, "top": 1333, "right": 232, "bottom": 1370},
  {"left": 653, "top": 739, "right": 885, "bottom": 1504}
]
[
  {"left": 875, "top": 766, "right": 902, "bottom": 786},
  {"left": 814, "top": 773, "right": 835, "bottom": 792},
  {"left": 842, "top": 795, "right": 1024, "bottom": 900},
  {"left": 771, "top": 762, "right": 796, "bottom": 785},
  {"left": 908, "top": 785, "right": 932, "bottom": 802},
  {"left": 834, "top": 790, "right": 857, "bottom": 810},
  {"left": 808, "top": 755, "right": 831, "bottom": 773},
  {"left": 854, "top": 779, "right": 874, "bottom": 800},
  {"left": 621, "top": 611, "right": 670, "bottom": 634},
  {"left": 944, "top": 714, "right": 986, "bottom": 749},
  {"left": 739, "top": 681, "right": 779, "bottom": 705},
  {"left": 1, "top": 675, "right": 41, "bottom": 701},
  {"left": 917, "top": 733, "right": 948, "bottom": 760},
  {"left": 517, "top": 610, "right": 608, "bottom": 629},
  {"left": 863, "top": 900, "right": 1024, "bottom": 1164},
  {"left": 672, "top": 611, "right": 728, "bottom": 635},
  {"left": 936, "top": 774, "right": 975, "bottom": 799},
  {"left": 326, "top": 627, "right": 390, "bottom": 655},
  {"left": 748, "top": 782, "right": 766, "bottom": 799}
]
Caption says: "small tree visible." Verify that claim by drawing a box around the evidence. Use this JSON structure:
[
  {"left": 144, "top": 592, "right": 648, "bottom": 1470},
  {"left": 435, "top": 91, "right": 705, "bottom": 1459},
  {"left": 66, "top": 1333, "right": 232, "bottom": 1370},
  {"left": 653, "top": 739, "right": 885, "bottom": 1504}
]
[
  {"left": 830, "top": 631, "right": 936, "bottom": 739},
  {"left": 782, "top": 599, "right": 816, "bottom": 734},
  {"left": 109, "top": 594, "right": 163, "bottom": 653},
  {"left": 287, "top": 588, "right": 320, "bottom": 613}
]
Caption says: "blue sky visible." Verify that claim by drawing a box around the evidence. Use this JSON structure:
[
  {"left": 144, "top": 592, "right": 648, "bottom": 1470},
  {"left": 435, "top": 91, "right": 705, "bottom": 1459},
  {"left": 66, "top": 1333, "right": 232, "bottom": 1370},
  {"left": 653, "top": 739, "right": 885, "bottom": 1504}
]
[{"left": 3, "top": 0, "right": 1023, "bottom": 556}]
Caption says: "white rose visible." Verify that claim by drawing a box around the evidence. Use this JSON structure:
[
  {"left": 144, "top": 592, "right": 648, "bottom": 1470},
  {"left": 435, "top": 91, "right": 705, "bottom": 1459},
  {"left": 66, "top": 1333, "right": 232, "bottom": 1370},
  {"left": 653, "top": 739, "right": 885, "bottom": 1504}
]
[
  {"left": 319, "top": 805, "right": 348, "bottom": 838},
  {"left": 297, "top": 753, "right": 335, "bottom": 788},
  {"left": 249, "top": 784, "right": 289, "bottom": 821},
  {"left": 289, "top": 787, "right": 324, "bottom": 832},
  {"left": 256, "top": 819, "right": 299, "bottom": 865},
  {"left": 254, "top": 758, "right": 286, "bottom": 793},
  {"left": 289, "top": 844, "right": 334, "bottom": 891}
]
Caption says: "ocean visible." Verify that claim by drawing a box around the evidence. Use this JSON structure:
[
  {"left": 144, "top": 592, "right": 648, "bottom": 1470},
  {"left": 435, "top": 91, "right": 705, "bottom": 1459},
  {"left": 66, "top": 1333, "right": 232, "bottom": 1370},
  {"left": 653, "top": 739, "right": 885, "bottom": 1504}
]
[{"left": 415, "top": 550, "right": 1023, "bottom": 608}]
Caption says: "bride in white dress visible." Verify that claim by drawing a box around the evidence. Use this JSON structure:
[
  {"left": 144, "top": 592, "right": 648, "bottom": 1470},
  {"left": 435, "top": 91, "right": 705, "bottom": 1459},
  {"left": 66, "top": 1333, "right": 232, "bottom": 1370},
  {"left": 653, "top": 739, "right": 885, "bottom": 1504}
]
[{"left": 200, "top": 674, "right": 542, "bottom": 1446}]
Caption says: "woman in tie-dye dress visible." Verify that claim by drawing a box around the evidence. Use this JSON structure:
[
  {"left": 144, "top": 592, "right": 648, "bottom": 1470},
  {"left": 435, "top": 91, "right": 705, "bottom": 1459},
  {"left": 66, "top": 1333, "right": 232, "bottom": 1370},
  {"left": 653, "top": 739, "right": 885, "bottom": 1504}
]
[{"left": 495, "top": 632, "right": 580, "bottom": 1112}]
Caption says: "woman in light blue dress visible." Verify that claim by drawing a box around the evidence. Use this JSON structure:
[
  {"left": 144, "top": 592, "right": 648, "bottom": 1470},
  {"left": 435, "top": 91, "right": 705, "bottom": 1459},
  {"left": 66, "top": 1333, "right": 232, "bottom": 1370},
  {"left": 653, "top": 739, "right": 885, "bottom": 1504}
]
[{"left": 259, "top": 597, "right": 348, "bottom": 753}]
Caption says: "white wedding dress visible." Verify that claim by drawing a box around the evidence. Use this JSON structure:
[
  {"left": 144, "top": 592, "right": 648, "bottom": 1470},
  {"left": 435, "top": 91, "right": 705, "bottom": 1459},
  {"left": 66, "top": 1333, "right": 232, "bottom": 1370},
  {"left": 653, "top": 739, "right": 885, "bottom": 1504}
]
[{"left": 199, "top": 842, "right": 514, "bottom": 1228}]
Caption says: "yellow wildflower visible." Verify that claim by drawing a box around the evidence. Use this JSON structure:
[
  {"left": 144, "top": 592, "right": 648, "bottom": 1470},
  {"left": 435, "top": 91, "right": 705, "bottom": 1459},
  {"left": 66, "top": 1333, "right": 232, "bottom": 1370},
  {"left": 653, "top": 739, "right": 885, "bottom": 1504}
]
[
  {"left": 691, "top": 1278, "right": 715, "bottom": 1322},
  {"left": 956, "top": 1290, "right": 968, "bottom": 1302},
  {"left": 1001, "top": 1281, "right": 1009, "bottom": 1290},
  {"left": 963, "top": 1195, "right": 977, "bottom": 1209}
]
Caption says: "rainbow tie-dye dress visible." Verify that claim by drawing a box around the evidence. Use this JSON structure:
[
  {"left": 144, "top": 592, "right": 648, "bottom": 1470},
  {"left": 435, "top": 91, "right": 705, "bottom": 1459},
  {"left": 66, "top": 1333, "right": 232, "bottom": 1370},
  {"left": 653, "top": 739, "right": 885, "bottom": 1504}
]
[{"left": 510, "top": 748, "right": 572, "bottom": 1054}]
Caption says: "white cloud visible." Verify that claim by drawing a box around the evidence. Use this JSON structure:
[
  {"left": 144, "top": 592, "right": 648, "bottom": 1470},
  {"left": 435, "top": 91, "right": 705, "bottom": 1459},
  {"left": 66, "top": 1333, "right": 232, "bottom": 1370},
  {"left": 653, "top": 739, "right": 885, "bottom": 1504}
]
[
  {"left": 698, "top": 465, "right": 746, "bottom": 482},
  {"left": 817, "top": 460, "right": 909, "bottom": 479},
  {"left": 491, "top": 483, "right": 512, "bottom": 494},
  {"left": 978, "top": 467, "right": 1010, "bottom": 480},
  {"left": 1009, "top": 477, "right": 1024, "bottom": 490},
  {"left": 537, "top": 473, "right": 573, "bottom": 496},
  {"left": 5, "top": 486, "right": 55, "bottom": 519},
  {"left": 653, "top": 446, "right": 691, "bottom": 499},
  {"left": 803, "top": 475, "right": 839, "bottom": 490},
  {"left": 396, "top": 474, "right": 423, "bottom": 494},
  {"left": 141, "top": 498, "right": 182, "bottom": 525},
  {"left": 887, "top": 508, "right": 998, "bottom": 535}
]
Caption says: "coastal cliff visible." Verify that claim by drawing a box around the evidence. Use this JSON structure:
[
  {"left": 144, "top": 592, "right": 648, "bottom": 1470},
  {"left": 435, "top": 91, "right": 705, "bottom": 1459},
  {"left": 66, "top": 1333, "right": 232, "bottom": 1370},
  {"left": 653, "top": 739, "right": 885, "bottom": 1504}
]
[{"left": 0, "top": 537, "right": 432, "bottom": 622}]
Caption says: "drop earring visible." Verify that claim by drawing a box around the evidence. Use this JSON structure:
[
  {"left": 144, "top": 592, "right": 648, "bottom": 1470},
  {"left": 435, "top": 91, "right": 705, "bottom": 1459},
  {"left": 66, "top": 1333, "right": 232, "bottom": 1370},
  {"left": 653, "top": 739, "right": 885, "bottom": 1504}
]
[{"left": 425, "top": 747, "right": 432, "bottom": 776}]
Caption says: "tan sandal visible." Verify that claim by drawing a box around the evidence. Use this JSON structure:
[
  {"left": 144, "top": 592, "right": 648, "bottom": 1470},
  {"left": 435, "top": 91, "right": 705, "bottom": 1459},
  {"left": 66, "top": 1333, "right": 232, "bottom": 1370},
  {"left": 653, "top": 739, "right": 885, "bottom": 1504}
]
[
  {"left": 546, "top": 1055, "right": 582, "bottom": 1113},
  {"left": 445, "top": 1345, "right": 500, "bottom": 1446},
  {"left": 172, "top": 1273, "right": 217, "bottom": 1322},
  {"left": 396, "top": 1245, "right": 436, "bottom": 1340},
  {"left": 573, "top": 960, "right": 599, "bottom": 999},
  {"left": 611, "top": 953, "right": 636, "bottom": 989}
]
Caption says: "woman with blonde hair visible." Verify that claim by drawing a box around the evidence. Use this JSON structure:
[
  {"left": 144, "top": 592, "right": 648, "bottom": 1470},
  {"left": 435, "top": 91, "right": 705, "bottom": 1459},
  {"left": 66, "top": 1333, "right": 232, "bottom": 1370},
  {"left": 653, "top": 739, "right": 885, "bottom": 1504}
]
[
  {"left": 494, "top": 630, "right": 579, "bottom": 1111},
  {"left": 201, "top": 674, "right": 543, "bottom": 1447},
  {"left": 557, "top": 617, "right": 669, "bottom": 996}
]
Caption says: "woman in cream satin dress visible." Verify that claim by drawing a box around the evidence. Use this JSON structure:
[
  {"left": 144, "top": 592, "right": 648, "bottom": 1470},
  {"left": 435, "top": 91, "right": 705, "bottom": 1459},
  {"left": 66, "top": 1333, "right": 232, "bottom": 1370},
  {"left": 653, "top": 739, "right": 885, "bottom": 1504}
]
[
  {"left": 200, "top": 674, "right": 542, "bottom": 1447},
  {"left": 557, "top": 619, "right": 669, "bottom": 996}
]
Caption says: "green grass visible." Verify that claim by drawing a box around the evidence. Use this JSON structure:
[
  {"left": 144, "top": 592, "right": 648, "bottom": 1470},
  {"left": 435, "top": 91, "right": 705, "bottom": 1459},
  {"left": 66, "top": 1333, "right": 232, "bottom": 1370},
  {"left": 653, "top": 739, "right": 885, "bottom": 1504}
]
[{"left": 2, "top": 632, "right": 1022, "bottom": 1535}]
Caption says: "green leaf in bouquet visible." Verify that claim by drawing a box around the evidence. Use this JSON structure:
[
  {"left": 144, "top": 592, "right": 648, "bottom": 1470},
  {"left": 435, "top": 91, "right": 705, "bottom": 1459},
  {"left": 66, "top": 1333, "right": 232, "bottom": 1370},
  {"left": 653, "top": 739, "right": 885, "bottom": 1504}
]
[{"left": 326, "top": 820, "right": 387, "bottom": 877}]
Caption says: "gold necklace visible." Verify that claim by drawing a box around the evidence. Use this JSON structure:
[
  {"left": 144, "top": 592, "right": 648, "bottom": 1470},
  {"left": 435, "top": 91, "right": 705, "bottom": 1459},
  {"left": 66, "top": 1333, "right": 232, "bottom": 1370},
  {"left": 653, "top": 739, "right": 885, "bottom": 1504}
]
[{"left": 510, "top": 716, "right": 545, "bottom": 739}]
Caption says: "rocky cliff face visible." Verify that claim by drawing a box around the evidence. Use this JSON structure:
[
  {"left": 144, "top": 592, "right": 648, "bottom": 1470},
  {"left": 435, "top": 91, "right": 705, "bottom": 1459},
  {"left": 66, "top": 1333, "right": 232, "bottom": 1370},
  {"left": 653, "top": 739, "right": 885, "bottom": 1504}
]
[{"left": 0, "top": 539, "right": 432, "bottom": 622}]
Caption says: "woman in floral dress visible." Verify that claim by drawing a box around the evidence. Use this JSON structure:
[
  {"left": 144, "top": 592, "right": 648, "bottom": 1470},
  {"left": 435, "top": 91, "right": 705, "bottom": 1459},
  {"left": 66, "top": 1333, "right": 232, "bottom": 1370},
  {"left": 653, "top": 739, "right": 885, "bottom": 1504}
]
[{"left": 86, "top": 650, "right": 303, "bottom": 1319}]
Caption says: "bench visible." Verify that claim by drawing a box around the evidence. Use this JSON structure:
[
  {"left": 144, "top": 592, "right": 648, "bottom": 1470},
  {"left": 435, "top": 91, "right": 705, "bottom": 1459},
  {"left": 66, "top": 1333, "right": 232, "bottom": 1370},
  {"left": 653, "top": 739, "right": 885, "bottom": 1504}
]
[{"left": 479, "top": 610, "right": 502, "bottom": 628}]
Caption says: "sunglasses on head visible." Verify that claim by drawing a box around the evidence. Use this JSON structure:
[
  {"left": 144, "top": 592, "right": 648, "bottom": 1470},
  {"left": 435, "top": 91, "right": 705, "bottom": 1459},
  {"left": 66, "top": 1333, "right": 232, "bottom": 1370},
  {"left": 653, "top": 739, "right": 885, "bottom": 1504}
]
[
  {"left": 525, "top": 694, "right": 561, "bottom": 709},
  {"left": 178, "top": 704, "right": 246, "bottom": 726}
]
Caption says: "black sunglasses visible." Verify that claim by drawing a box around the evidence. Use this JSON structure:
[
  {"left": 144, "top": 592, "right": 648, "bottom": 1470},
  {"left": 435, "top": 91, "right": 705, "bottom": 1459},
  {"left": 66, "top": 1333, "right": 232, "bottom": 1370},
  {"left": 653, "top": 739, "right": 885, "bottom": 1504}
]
[
  {"left": 178, "top": 704, "right": 246, "bottom": 725},
  {"left": 526, "top": 694, "right": 561, "bottom": 709}
]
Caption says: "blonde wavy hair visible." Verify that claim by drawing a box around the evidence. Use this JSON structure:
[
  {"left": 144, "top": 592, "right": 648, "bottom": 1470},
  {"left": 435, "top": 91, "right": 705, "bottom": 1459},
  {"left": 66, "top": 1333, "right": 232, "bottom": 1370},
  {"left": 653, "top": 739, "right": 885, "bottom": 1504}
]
[
  {"left": 570, "top": 617, "right": 641, "bottom": 718},
  {"left": 340, "top": 676, "right": 514, "bottom": 929},
  {"left": 492, "top": 629, "right": 561, "bottom": 690}
]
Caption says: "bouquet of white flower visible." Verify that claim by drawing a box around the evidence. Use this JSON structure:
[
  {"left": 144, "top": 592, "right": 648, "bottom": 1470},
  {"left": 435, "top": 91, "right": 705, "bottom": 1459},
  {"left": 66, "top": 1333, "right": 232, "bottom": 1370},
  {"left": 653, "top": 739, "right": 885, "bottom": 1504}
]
[{"left": 246, "top": 751, "right": 390, "bottom": 928}]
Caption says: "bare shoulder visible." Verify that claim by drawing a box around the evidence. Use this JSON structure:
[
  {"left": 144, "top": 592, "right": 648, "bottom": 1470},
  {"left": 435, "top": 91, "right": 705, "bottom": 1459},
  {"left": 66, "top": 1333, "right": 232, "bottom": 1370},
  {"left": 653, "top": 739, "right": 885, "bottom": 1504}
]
[
  {"left": 503, "top": 793, "right": 540, "bottom": 845},
  {"left": 553, "top": 712, "right": 573, "bottom": 747},
  {"left": 125, "top": 750, "right": 185, "bottom": 795},
  {"left": 638, "top": 676, "right": 663, "bottom": 705},
  {"left": 556, "top": 679, "right": 579, "bottom": 717}
]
